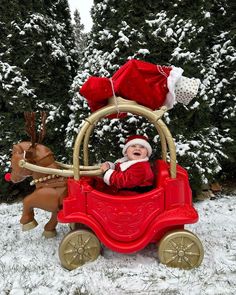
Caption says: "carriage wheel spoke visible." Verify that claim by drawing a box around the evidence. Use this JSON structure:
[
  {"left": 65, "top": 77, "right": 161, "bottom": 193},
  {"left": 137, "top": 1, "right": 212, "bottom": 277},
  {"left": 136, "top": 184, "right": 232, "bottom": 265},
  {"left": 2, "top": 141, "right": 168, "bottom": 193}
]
[
  {"left": 64, "top": 248, "right": 77, "bottom": 255},
  {"left": 83, "top": 236, "right": 92, "bottom": 247},
  {"left": 170, "top": 240, "right": 178, "bottom": 249},
  {"left": 184, "top": 242, "right": 194, "bottom": 251},
  {"left": 166, "top": 254, "right": 178, "bottom": 264},
  {"left": 68, "top": 253, "right": 79, "bottom": 265},
  {"left": 68, "top": 241, "right": 77, "bottom": 249},
  {"left": 163, "top": 249, "right": 177, "bottom": 254},
  {"left": 185, "top": 251, "right": 200, "bottom": 256},
  {"left": 183, "top": 255, "right": 194, "bottom": 268},
  {"left": 180, "top": 236, "right": 184, "bottom": 248}
]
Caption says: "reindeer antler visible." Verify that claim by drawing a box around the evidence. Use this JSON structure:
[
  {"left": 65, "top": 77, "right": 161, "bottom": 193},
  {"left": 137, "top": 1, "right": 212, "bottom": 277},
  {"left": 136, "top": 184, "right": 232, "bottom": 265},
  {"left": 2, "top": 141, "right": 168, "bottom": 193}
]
[
  {"left": 24, "top": 112, "right": 37, "bottom": 147},
  {"left": 24, "top": 111, "right": 47, "bottom": 146},
  {"left": 38, "top": 111, "right": 47, "bottom": 144}
]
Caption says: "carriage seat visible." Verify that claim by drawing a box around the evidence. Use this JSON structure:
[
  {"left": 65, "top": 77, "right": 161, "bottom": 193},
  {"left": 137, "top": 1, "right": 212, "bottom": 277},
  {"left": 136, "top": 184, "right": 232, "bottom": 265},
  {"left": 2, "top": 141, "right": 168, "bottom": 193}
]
[{"left": 152, "top": 159, "right": 170, "bottom": 188}]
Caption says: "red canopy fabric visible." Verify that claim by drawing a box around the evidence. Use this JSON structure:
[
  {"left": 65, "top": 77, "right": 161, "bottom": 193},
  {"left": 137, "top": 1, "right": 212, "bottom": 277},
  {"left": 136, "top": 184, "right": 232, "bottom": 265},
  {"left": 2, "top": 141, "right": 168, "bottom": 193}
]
[
  {"left": 79, "top": 59, "right": 172, "bottom": 112},
  {"left": 79, "top": 76, "right": 113, "bottom": 111}
]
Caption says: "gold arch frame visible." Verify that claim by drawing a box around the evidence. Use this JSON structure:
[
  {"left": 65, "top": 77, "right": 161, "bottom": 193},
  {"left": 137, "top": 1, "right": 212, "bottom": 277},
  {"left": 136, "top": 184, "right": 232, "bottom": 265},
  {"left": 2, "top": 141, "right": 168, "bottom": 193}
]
[{"left": 73, "top": 97, "right": 176, "bottom": 180}]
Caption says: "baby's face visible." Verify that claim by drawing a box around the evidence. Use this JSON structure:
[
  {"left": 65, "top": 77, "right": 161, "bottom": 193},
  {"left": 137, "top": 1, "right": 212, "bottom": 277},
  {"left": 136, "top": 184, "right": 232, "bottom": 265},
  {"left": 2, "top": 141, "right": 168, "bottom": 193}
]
[{"left": 126, "top": 144, "right": 148, "bottom": 161}]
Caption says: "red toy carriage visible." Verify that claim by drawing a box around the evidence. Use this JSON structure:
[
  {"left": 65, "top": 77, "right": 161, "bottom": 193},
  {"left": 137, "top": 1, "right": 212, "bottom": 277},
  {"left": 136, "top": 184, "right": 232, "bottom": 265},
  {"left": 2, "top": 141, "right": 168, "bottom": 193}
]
[{"left": 56, "top": 97, "right": 204, "bottom": 270}]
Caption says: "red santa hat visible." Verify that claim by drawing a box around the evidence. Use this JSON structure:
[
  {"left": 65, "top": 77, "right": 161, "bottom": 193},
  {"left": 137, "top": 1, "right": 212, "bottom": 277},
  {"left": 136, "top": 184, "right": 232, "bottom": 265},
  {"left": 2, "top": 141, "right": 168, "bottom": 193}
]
[{"left": 122, "top": 135, "right": 152, "bottom": 157}]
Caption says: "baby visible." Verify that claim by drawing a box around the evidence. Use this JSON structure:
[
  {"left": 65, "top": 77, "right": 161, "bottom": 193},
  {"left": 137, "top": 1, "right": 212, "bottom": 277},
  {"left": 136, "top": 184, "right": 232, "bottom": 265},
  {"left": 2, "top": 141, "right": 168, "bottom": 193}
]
[{"left": 100, "top": 135, "right": 154, "bottom": 193}]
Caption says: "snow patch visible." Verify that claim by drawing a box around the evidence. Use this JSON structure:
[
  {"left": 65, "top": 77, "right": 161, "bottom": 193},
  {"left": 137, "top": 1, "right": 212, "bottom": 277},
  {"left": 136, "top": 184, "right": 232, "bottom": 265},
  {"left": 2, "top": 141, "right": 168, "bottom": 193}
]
[{"left": 0, "top": 196, "right": 235, "bottom": 294}]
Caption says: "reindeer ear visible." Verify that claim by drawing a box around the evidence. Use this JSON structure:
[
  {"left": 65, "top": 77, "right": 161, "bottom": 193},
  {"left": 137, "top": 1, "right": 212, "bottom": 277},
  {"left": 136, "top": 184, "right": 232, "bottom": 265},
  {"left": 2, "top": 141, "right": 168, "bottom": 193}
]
[
  {"left": 25, "top": 148, "right": 36, "bottom": 160},
  {"left": 25, "top": 150, "right": 33, "bottom": 159}
]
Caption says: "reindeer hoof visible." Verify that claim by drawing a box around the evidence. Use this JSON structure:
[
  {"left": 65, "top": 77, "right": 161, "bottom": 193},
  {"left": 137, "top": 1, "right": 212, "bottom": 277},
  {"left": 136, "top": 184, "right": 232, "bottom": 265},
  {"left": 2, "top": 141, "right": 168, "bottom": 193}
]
[
  {"left": 43, "top": 230, "right": 57, "bottom": 238},
  {"left": 22, "top": 219, "right": 38, "bottom": 231}
]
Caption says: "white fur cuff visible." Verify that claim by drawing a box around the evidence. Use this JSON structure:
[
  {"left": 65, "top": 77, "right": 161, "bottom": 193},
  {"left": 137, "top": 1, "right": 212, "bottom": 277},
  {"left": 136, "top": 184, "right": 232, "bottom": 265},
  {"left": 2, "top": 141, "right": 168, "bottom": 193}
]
[{"left": 103, "top": 169, "right": 114, "bottom": 185}]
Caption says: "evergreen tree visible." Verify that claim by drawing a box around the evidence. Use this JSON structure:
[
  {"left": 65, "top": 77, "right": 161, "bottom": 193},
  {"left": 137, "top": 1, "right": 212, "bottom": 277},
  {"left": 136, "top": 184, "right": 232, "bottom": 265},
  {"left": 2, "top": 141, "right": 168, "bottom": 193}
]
[
  {"left": 203, "top": 1, "right": 236, "bottom": 180},
  {"left": 138, "top": 0, "right": 232, "bottom": 189},
  {"left": 73, "top": 9, "right": 87, "bottom": 59},
  {"left": 0, "top": 0, "right": 78, "bottom": 196},
  {"left": 67, "top": 0, "right": 235, "bottom": 192}
]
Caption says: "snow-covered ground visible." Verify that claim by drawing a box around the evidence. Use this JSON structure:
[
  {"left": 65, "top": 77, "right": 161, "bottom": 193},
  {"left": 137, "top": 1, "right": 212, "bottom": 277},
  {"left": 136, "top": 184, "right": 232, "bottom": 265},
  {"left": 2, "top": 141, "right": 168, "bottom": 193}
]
[{"left": 0, "top": 195, "right": 236, "bottom": 295}]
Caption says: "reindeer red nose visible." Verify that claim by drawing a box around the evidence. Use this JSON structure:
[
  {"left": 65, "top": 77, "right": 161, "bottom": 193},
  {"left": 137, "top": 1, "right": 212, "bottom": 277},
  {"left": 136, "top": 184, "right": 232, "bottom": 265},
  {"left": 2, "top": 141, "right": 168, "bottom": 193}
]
[{"left": 4, "top": 173, "right": 11, "bottom": 182}]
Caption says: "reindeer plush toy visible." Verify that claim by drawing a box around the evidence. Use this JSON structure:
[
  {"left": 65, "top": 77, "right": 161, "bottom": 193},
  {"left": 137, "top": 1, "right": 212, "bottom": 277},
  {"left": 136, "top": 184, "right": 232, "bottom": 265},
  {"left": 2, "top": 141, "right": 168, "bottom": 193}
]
[{"left": 10, "top": 112, "right": 67, "bottom": 238}]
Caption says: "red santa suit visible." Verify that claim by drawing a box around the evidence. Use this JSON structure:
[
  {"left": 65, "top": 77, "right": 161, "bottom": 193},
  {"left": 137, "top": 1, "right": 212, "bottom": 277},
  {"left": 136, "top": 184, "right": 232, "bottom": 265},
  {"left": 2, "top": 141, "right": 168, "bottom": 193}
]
[{"left": 103, "top": 156, "right": 154, "bottom": 193}]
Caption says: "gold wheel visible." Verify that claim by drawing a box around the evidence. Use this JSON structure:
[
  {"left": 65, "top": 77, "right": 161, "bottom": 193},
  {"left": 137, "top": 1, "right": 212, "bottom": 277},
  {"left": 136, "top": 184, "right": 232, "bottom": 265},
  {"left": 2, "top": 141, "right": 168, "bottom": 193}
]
[
  {"left": 59, "top": 229, "right": 101, "bottom": 270},
  {"left": 158, "top": 230, "right": 204, "bottom": 269}
]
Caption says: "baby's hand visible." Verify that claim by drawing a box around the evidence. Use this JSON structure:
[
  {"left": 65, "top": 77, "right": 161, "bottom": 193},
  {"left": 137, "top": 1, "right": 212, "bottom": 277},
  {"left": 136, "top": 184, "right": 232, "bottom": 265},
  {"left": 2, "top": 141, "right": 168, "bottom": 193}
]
[{"left": 100, "top": 162, "right": 110, "bottom": 173}]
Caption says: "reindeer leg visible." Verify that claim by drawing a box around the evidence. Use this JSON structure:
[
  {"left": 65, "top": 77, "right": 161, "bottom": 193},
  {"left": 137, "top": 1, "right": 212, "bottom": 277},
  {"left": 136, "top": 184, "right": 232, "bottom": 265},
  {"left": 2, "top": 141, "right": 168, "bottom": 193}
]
[
  {"left": 43, "top": 211, "right": 58, "bottom": 238},
  {"left": 42, "top": 186, "right": 67, "bottom": 238},
  {"left": 20, "top": 186, "right": 67, "bottom": 236},
  {"left": 20, "top": 187, "right": 59, "bottom": 232},
  {"left": 20, "top": 192, "right": 38, "bottom": 231}
]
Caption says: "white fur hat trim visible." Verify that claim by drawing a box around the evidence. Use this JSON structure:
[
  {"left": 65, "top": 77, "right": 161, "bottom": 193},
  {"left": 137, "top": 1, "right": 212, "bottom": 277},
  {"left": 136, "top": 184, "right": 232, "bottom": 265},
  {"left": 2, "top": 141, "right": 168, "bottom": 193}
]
[{"left": 122, "top": 138, "right": 152, "bottom": 157}]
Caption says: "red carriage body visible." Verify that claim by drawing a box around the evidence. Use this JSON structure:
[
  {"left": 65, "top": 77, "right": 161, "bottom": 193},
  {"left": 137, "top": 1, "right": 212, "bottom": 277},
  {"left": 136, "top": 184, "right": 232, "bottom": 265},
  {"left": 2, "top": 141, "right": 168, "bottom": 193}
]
[{"left": 57, "top": 160, "right": 198, "bottom": 254}]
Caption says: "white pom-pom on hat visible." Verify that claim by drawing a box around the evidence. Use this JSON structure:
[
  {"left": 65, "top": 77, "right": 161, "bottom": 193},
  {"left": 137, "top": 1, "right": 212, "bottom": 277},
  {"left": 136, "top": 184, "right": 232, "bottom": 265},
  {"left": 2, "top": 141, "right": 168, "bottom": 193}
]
[
  {"left": 164, "top": 66, "right": 201, "bottom": 109},
  {"left": 175, "top": 76, "right": 201, "bottom": 105}
]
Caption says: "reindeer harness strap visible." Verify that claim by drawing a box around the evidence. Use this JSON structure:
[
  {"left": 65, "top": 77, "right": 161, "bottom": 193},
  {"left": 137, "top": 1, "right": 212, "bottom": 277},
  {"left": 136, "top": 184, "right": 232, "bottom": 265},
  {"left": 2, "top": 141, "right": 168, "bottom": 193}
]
[{"left": 31, "top": 176, "right": 67, "bottom": 188}]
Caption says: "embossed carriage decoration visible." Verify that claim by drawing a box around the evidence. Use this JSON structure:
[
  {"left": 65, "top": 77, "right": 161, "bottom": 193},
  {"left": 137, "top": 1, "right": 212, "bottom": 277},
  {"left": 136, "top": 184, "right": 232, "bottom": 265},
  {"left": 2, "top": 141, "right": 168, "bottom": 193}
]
[{"left": 12, "top": 96, "right": 204, "bottom": 270}]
